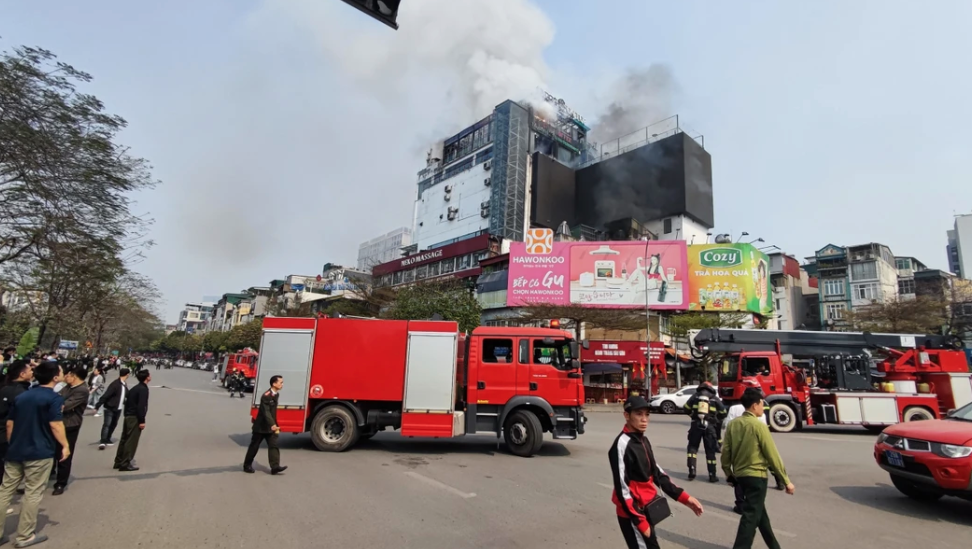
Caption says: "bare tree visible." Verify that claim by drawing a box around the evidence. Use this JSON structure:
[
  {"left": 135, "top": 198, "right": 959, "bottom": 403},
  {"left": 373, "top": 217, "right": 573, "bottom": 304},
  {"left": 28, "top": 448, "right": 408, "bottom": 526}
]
[{"left": 843, "top": 296, "right": 949, "bottom": 335}]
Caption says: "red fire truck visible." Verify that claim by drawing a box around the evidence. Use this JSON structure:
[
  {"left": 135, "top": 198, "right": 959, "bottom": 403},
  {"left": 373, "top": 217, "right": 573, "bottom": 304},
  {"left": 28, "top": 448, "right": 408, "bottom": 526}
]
[
  {"left": 220, "top": 348, "right": 258, "bottom": 391},
  {"left": 692, "top": 329, "right": 971, "bottom": 433},
  {"left": 249, "top": 316, "right": 587, "bottom": 456}
]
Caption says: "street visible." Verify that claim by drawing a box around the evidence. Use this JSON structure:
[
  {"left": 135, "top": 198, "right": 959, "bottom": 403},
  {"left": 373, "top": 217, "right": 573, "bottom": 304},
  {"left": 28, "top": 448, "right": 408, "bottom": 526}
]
[{"left": 18, "top": 367, "right": 971, "bottom": 549}]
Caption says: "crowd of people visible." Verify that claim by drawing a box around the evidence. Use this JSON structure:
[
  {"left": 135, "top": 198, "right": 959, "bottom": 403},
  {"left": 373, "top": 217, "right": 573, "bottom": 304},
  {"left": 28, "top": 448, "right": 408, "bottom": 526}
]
[
  {"left": 610, "top": 380, "right": 795, "bottom": 549},
  {"left": 0, "top": 351, "right": 153, "bottom": 547}
]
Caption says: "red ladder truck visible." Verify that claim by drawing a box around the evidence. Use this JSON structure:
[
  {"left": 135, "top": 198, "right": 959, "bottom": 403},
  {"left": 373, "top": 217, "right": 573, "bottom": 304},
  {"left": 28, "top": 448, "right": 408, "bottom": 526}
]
[
  {"left": 249, "top": 316, "right": 587, "bottom": 456},
  {"left": 691, "top": 329, "right": 971, "bottom": 433}
]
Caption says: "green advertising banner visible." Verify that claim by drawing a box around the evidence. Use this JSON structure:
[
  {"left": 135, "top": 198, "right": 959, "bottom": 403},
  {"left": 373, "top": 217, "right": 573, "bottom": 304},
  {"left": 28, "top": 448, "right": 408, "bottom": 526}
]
[{"left": 686, "top": 243, "right": 772, "bottom": 315}]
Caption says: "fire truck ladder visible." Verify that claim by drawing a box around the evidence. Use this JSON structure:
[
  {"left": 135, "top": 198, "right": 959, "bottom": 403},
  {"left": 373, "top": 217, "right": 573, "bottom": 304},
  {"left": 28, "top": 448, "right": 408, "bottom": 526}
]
[{"left": 691, "top": 329, "right": 962, "bottom": 358}]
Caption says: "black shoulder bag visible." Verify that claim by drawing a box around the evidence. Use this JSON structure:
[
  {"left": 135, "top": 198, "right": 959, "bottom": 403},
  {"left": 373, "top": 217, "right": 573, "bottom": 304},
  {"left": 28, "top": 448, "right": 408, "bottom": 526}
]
[{"left": 640, "top": 438, "right": 674, "bottom": 526}]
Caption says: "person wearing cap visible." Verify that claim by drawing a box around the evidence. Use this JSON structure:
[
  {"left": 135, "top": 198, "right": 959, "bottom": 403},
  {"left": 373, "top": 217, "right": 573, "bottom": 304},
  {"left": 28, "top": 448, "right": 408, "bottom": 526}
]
[
  {"left": 722, "top": 388, "right": 795, "bottom": 549},
  {"left": 610, "top": 395, "right": 704, "bottom": 549}
]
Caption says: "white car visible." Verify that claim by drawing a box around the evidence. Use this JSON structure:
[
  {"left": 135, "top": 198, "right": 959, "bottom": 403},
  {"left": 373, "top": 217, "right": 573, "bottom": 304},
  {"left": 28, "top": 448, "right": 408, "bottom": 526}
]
[{"left": 649, "top": 385, "right": 698, "bottom": 414}]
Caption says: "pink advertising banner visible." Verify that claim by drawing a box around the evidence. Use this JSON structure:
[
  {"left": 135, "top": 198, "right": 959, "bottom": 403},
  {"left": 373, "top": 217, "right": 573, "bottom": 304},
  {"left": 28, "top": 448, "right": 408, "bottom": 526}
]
[{"left": 507, "top": 241, "right": 689, "bottom": 309}]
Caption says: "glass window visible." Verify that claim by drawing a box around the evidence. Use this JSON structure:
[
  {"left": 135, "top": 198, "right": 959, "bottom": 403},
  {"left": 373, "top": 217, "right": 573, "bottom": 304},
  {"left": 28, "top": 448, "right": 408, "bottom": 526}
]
[
  {"left": 742, "top": 357, "right": 772, "bottom": 376},
  {"left": 441, "top": 258, "right": 455, "bottom": 274},
  {"left": 850, "top": 262, "right": 878, "bottom": 281},
  {"left": 852, "top": 282, "right": 880, "bottom": 301},
  {"left": 393, "top": 271, "right": 403, "bottom": 285},
  {"left": 663, "top": 218, "right": 673, "bottom": 234},
  {"left": 416, "top": 264, "right": 428, "bottom": 280},
  {"left": 719, "top": 357, "right": 739, "bottom": 382},
  {"left": 482, "top": 339, "right": 514, "bottom": 363},
  {"left": 679, "top": 388, "right": 696, "bottom": 396},
  {"left": 458, "top": 254, "right": 472, "bottom": 270},
  {"left": 428, "top": 262, "right": 440, "bottom": 277},
  {"left": 824, "top": 279, "right": 845, "bottom": 297},
  {"left": 518, "top": 339, "right": 529, "bottom": 363},
  {"left": 826, "top": 303, "right": 845, "bottom": 320},
  {"left": 898, "top": 279, "right": 915, "bottom": 295},
  {"left": 532, "top": 339, "right": 570, "bottom": 369},
  {"left": 403, "top": 269, "right": 415, "bottom": 283}
]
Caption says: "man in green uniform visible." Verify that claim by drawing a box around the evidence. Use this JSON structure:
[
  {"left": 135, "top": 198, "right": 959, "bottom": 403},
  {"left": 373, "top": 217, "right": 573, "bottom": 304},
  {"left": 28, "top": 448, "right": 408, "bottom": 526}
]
[{"left": 721, "top": 388, "right": 796, "bottom": 549}]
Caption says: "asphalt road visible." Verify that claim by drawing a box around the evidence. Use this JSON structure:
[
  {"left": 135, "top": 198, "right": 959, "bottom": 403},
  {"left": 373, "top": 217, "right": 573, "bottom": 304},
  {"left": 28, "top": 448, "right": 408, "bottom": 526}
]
[{"left": 11, "top": 367, "right": 970, "bottom": 548}]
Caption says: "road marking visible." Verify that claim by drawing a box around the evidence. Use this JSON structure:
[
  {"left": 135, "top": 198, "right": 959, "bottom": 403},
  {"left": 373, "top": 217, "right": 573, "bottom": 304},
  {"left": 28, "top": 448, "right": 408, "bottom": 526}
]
[
  {"left": 404, "top": 471, "right": 477, "bottom": 499},
  {"left": 596, "top": 482, "right": 795, "bottom": 538},
  {"left": 152, "top": 385, "right": 229, "bottom": 396},
  {"left": 793, "top": 435, "right": 866, "bottom": 443}
]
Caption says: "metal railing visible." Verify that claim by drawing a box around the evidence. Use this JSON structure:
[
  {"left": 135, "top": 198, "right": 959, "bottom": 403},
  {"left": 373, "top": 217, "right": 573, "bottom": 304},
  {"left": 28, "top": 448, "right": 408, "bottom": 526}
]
[{"left": 577, "top": 115, "right": 705, "bottom": 170}]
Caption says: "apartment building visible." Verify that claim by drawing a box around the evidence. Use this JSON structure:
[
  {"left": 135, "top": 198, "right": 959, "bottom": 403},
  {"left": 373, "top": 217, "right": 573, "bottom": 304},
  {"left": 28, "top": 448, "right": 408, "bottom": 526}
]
[{"left": 811, "top": 243, "right": 897, "bottom": 330}]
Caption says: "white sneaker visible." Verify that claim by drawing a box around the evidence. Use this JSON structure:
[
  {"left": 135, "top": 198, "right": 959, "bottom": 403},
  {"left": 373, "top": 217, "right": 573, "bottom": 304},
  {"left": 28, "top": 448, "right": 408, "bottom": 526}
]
[
  {"left": 106, "top": 442, "right": 115, "bottom": 446},
  {"left": 99, "top": 444, "right": 106, "bottom": 450}
]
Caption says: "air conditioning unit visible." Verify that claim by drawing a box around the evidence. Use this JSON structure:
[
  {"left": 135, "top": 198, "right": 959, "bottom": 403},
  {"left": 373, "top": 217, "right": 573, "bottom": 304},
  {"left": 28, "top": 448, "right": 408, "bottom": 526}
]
[
  {"left": 447, "top": 211, "right": 458, "bottom": 221},
  {"left": 444, "top": 184, "right": 453, "bottom": 193},
  {"left": 484, "top": 160, "right": 492, "bottom": 171},
  {"left": 480, "top": 209, "right": 489, "bottom": 218},
  {"left": 443, "top": 193, "right": 451, "bottom": 201},
  {"left": 480, "top": 201, "right": 489, "bottom": 209},
  {"left": 484, "top": 177, "right": 491, "bottom": 186}
]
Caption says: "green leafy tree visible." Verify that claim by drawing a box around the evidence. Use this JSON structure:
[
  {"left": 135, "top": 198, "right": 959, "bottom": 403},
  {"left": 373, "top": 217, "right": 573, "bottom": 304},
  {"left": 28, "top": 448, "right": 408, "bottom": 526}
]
[
  {"left": 16, "top": 326, "right": 39, "bottom": 357},
  {"left": 667, "top": 312, "right": 749, "bottom": 382},
  {"left": 227, "top": 320, "right": 263, "bottom": 351},
  {"left": 384, "top": 279, "right": 481, "bottom": 333}
]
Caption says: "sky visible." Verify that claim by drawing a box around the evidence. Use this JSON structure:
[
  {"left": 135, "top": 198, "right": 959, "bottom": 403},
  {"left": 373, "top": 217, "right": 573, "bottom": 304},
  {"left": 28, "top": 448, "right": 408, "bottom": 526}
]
[{"left": 4, "top": 0, "right": 972, "bottom": 323}]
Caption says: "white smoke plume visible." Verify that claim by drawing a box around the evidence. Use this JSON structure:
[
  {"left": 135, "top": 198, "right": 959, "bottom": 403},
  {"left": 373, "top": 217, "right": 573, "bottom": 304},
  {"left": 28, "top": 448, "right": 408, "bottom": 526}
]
[{"left": 287, "top": 0, "right": 556, "bottom": 130}]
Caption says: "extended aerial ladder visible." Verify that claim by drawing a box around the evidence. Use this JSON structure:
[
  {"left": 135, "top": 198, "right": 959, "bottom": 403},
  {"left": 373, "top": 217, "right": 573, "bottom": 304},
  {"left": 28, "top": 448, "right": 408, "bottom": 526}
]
[{"left": 689, "top": 328, "right": 970, "bottom": 432}]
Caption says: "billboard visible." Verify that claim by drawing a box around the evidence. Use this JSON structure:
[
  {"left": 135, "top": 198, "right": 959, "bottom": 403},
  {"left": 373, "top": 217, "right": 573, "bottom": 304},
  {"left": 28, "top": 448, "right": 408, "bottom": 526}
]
[
  {"left": 686, "top": 243, "right": 772, "bottom": 314},
  {"left": 508, "top": 239, "right": 689, "bottom": 309}
]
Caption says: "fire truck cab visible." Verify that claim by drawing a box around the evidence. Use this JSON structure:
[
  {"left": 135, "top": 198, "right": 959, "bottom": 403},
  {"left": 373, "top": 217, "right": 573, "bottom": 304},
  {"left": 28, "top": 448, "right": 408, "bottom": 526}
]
[
  {"left": 251, "top": 316, "right": 587, "bottom": 457},
  {"left": 694, "top": 329, "right": 972, "bottom": 433},
  {"left": 220, "top": 349, "right": 258, "bottom": 390}
]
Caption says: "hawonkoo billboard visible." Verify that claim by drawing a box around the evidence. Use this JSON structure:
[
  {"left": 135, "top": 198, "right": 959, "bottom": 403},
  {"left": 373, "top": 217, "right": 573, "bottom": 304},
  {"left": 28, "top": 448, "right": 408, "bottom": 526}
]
[{"left": 507, "top": 240, "right": 689, "bottom": 309}]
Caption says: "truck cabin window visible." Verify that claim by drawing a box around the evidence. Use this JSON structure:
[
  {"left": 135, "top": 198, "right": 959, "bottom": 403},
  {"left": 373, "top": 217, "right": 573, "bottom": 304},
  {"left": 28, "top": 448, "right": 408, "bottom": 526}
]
[
  {"left": 718, "top": 356, "right": 739, "bottom": 382},
  {"left": 482, "top": 339, "right": 514, "bottom": 363},
  {"left": 533, "top": 339, "right": 570, "bottom": 369},
  {"left": 742, "top": 357, "right": 771, "bottom": 377}
]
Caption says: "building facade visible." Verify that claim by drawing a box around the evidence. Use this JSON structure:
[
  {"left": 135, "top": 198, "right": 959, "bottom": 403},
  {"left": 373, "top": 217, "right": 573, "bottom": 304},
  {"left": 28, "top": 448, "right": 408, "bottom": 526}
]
[
  {"left": 894, "top": 256, "right": 929, "bottom": 300},
  {"left": 811, "top": 243, "right": 898, "bottom": 330},
  {"left": 357, "top": 227, "right": 412, "bottom": 271},
  {"left": 768, "top": 253, "right": 818, "bottom": 330},
  {"left": 178, "top": 302, "right": 214, "bottom": 333},
  {"left": 947, "top": 214, "right": 972, "bottom": 279}
]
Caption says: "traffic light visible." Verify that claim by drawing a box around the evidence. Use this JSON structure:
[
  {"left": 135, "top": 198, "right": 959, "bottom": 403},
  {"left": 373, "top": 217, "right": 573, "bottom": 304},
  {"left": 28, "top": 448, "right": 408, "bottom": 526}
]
[{"left": 339, "top": 0, "right": 401, "bottom": 30}]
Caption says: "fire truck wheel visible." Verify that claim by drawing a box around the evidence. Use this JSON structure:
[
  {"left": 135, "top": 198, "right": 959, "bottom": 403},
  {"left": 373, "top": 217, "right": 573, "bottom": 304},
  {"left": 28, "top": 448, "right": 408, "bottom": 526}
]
[
  {"left": 310, "top": 406, "right": 359, "bottom": 452},
  {"left": 890, "top": 475, "right": 942, "bottom": 501},
  {"left": 504, "top": 410, "right": 543, "bottom": 457},
  {"left": 767, "top": 403, "right": 797, "bottom": 433},
  {"left": 903, "top": 407, "right": 934, "bottom": 422}
]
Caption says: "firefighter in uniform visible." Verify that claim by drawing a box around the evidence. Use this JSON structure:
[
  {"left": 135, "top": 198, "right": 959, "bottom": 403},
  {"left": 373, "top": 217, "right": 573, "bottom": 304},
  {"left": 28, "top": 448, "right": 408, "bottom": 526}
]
[
  {"left": 243, "top": 375, "right": 287, "bottom": 475},
  {"left": 229, "top": 369, "right": 246, "bottom": 398},
  {"left": 684, "top": 381, "right": 727, "bottom": 482}
]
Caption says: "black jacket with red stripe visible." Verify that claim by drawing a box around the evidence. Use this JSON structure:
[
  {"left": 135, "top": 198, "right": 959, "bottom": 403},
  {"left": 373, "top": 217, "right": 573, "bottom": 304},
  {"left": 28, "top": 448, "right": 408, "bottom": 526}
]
[{"left": 609, "top": 425, "right": 691, "bottom": 535}]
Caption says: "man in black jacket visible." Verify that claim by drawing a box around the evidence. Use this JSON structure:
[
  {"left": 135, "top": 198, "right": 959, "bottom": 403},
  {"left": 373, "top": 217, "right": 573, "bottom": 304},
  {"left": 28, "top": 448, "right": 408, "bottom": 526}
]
[
  {"left": 0, "top": 361, "right": 33, "bottom": 477},
  {"left": 611, "top": 395, "right": 704, "bottom": 549},
  {"left": 95, "top": 368, "right": 130, "bottom": 450},
  {"left": 52, "top": 364, "right": 89, "bottom": 494},
  {"left": 243, "top": 375, "right": 287, "bottom": 475},
  {"left": 114, "top": 369, "right": 149, "bottom": 472}
]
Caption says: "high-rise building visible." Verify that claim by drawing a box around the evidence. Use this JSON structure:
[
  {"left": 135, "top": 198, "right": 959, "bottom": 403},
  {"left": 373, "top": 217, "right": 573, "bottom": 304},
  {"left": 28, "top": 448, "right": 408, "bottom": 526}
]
[
  {"left": 357, "top": 227, "right": 412, "bottom": 271},
  {"left": 947, "top": 214, "right": 972, "bottom": 279},
  {"left": 405, "top": 91, "right": 713, "bottom": 273}
]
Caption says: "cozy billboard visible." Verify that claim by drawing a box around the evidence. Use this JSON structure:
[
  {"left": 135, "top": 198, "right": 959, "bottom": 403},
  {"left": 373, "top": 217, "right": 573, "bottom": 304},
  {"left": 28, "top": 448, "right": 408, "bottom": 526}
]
[
  {"left": 686, "top": 243, "right": 772, "bottom": 314},
  {"left": 507, "top": 240, "right": 689, "bottom": 309}
]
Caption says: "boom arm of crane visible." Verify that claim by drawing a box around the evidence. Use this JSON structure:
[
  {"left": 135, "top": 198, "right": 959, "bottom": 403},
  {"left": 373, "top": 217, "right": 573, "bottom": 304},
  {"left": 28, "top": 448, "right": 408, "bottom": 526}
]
[{"left": 692, "top": 328, "right": 963, "bottom": 358}]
